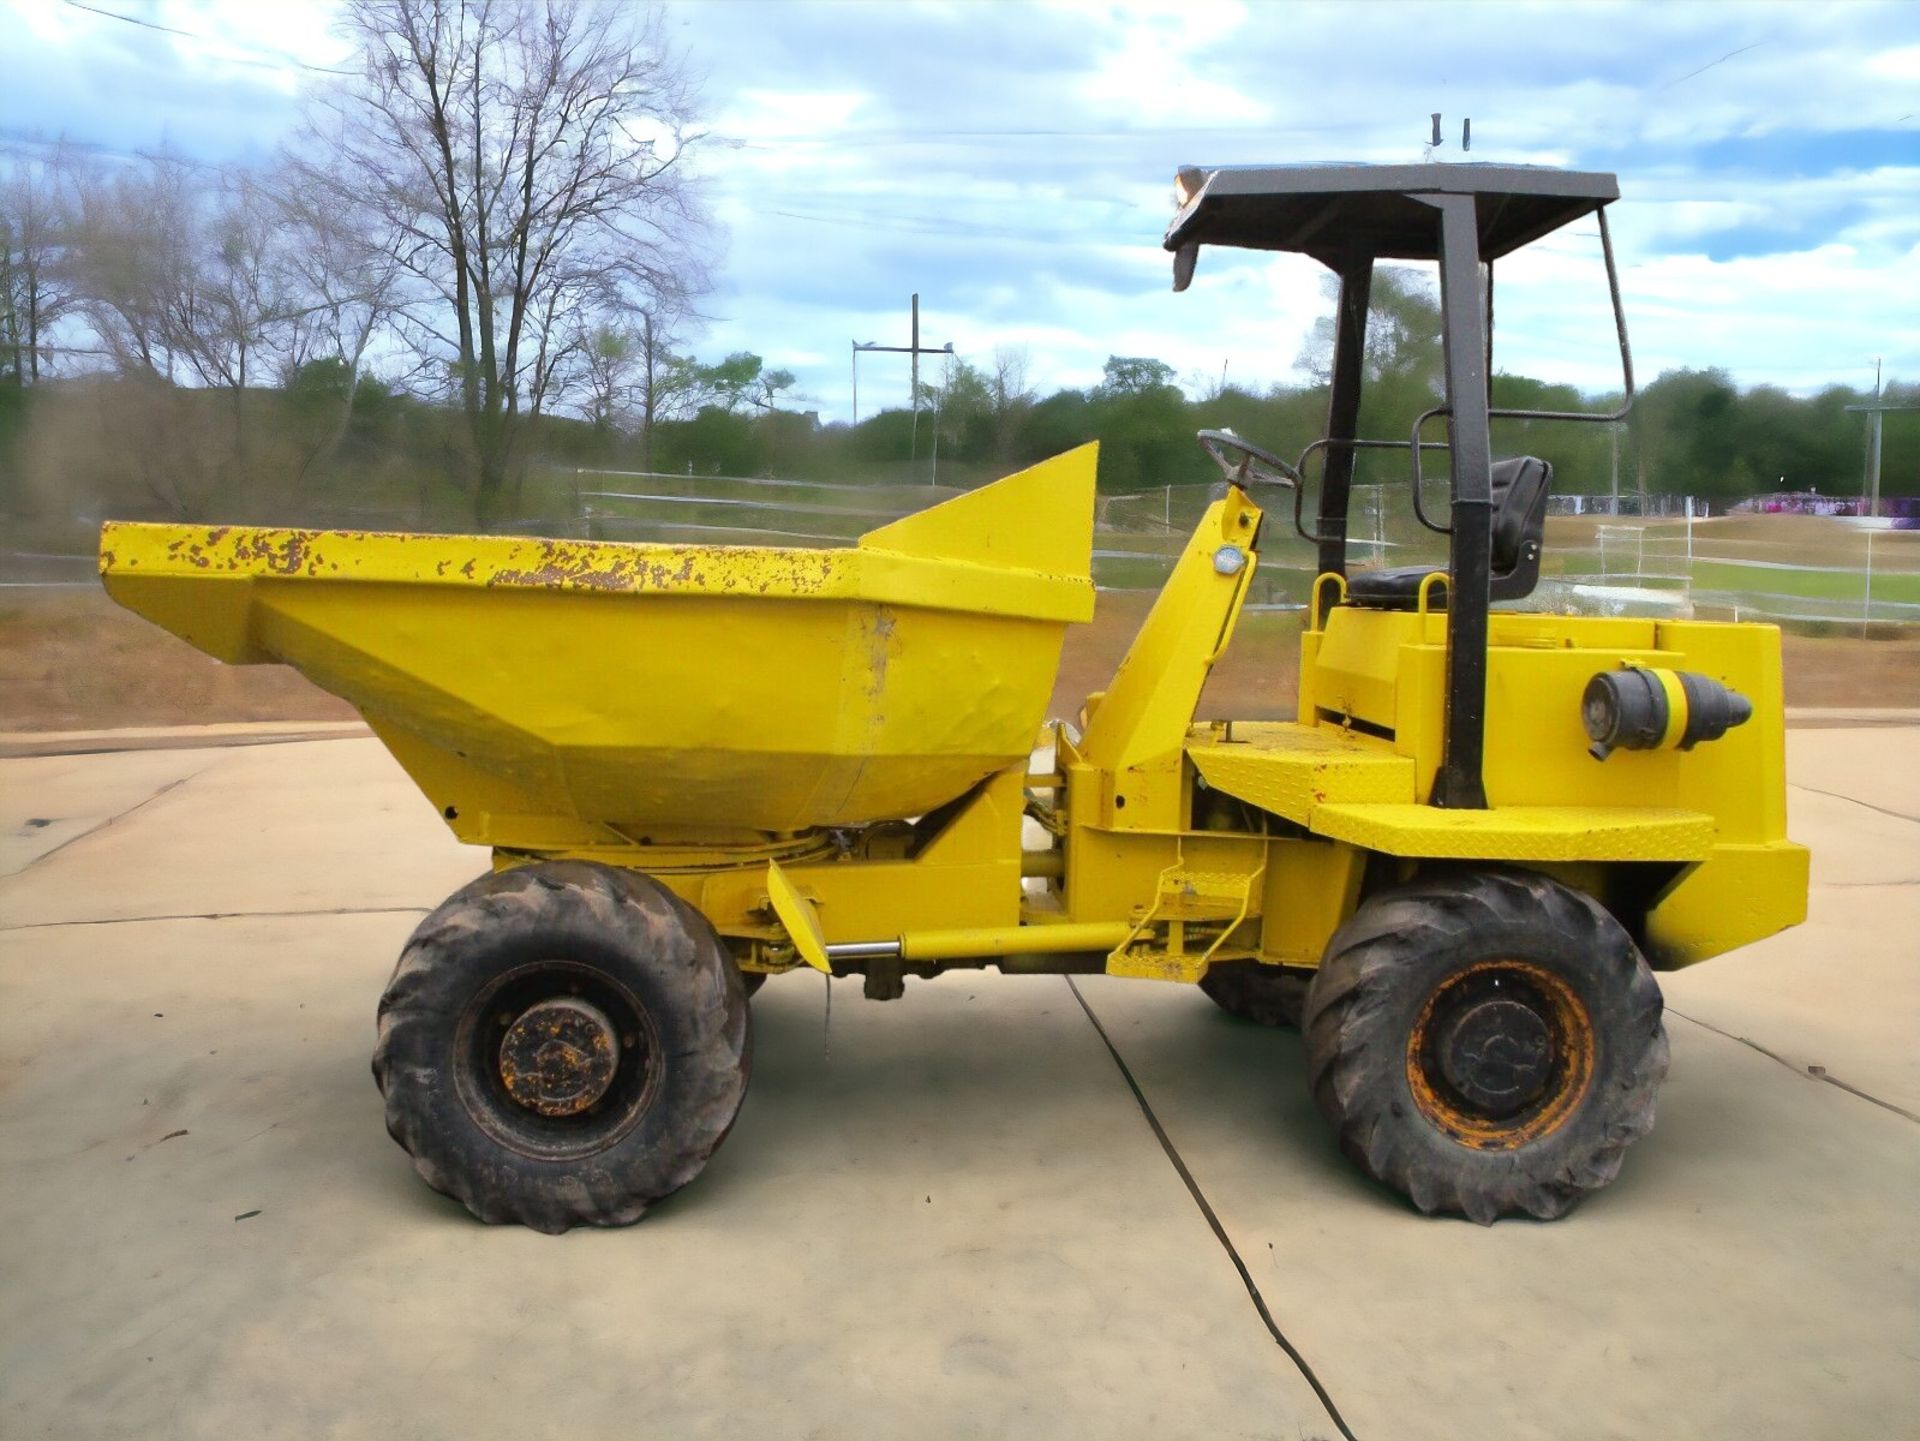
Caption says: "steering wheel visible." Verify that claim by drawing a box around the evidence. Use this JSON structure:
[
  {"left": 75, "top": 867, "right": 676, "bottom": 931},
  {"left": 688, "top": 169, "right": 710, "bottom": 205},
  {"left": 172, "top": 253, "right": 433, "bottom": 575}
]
[{"left": 1197, "top": 429, "right": 1301, "bottom": 490}]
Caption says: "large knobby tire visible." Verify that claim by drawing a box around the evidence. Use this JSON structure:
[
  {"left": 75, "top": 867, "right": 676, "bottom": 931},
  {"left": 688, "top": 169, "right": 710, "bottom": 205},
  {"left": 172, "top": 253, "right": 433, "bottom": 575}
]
[
  {"left": 1200, "top": 962, "right": 1312, "bottom": 1028},
  {"left": 1303, "top": 869, "right": 1667, "bottom": 1224},
  {"left": 373, "top": 861, "right": 751, "bottom": 1233}
]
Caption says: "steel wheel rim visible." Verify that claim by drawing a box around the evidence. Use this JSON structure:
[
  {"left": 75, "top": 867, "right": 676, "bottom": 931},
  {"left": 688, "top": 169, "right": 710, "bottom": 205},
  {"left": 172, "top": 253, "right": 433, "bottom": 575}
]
[
  {"left": 1404, "top": 958, "right": 1596, "bottom": 1150},
  {"left": 453, "top": 960, "right": 663, "bottom": 1161}
]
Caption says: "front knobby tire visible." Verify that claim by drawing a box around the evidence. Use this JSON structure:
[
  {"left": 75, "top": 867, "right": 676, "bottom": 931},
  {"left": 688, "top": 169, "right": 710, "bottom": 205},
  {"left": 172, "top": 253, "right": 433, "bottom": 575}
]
[
  {"left": 373, "top": 861, "right": 751, "bottom": 1233},
  {"left": 1302, "top": 869, "right": 1668, "bottom": 1224}
]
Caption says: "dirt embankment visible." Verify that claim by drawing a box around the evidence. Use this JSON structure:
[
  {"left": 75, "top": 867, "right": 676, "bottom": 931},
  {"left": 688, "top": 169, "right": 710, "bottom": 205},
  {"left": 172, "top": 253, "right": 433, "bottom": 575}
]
[
  {"left": 2, "top": 586, "right": 1914, "bottom": 734},
  {"left": 1, "top": 589, "right": 357, "bottom": 731}
]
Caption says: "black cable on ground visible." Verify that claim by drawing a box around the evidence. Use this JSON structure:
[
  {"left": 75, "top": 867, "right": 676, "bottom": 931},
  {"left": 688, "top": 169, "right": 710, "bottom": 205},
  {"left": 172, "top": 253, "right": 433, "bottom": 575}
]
[{"left": 1065, "top": 976, "right": 1359, "bottom": 1441}]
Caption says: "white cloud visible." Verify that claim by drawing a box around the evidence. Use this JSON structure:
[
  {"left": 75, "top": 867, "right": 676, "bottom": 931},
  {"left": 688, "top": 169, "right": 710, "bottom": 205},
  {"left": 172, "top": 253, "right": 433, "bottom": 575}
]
[
  {"left": 5, "top": 0, "right": 1917, "bottom": 425},
  {"left": 1864, "top": 43, "right": 1920, "bottom": 80}
]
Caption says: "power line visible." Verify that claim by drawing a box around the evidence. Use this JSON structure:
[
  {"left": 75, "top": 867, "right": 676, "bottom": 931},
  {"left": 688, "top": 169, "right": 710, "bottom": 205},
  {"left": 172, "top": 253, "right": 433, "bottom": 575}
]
[
  {"left": 723, "top": 120, "right": 1385, "bottom": 148},
  {"left": 59, "top": 0, "right": 356, "bottom": 77},
  {"left": 1654, "top": 37, "right": 1772, "bottom": 92}
]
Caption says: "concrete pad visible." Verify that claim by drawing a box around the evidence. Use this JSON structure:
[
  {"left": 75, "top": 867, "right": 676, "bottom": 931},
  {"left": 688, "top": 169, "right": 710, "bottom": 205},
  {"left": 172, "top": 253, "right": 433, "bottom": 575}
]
[
  {"left": 2, "top": 747, "right": 213, "bottom": 877},
  {"left": 1660, "top": 732, "right": 1920, "bottom": 1116},
  {"left": 0, "top": 739, "right": 480, "bottom": 928},
  {"left": 1073, "top": 977, "right": 1920, "bottom": 1441},
  {"left": 0, "top": 720, "right": 372, "bottom": 760},
  {"left": 1786, "top": 725, "right": 1920, "bottom": 819},
  {"left": 3, "top": 725, "right": 1916, "bottom": 1438},
  {"left": 1665, "top": 882, "right": 1920, "bottom": 1119},
  {"left": 0, "top": 916, "right": 1332, "bottom": 1440}
]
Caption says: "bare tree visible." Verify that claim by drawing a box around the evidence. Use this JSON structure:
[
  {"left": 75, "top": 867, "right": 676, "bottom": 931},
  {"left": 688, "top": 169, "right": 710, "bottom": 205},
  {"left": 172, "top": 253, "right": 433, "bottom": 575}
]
[
  {"left": 628, "top": 302, "right": 705, "bottom": 470},
  {"left": 0, "top": 148, "right": 78, "bottom": 385},
  {"left": 185, "top": 173, "right": 300, "bottom": 480},
  {"left": 73, "top": 159, "right": 303, "bottom": 468},
  {"left": 579, "top": 321, "right": 635, "bottom": 433},
  {"left": 67, "top": 154, "right": 198, "bottom": 381},
  {"left": 270, "top": 165, "right": 406, "bottom": 483},
  {"left": 989, "top": 345, "right": 1034, "bottom": 459},
  {"left": 308, "top": 0, "right": 713, "bottom": 526}
]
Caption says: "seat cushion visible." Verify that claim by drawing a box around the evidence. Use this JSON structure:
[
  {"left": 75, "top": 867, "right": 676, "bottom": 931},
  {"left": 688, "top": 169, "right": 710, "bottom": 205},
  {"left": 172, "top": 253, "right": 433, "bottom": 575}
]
[
  {"left": 1346, "top": 567, "right": 1448, "bottom": 607},
  {"left": 1345, "top": 456, "right": 1551, "bottom": 610}
]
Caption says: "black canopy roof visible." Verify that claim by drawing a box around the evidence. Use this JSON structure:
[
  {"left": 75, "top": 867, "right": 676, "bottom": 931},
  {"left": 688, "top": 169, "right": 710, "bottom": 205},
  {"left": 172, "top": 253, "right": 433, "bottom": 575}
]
[{"left": 1164, "top": 162, "right": 1618, "bottom": 268}]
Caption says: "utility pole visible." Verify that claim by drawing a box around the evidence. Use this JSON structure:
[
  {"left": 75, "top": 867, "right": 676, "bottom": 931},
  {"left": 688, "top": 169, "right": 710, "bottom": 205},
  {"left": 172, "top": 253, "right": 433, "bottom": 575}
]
[
  {"left": 851, "top": 294, "right": 954, "bottom": 480},
  {"left": 1846, "top": 360, "right": 1918, "bottom": 519}
]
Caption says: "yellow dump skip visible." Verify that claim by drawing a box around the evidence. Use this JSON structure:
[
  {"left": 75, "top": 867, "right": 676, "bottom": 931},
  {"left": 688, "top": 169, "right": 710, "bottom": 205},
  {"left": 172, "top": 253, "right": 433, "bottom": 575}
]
[{"left": 100, "top": 446, "right": 1098, "bottom": 847}]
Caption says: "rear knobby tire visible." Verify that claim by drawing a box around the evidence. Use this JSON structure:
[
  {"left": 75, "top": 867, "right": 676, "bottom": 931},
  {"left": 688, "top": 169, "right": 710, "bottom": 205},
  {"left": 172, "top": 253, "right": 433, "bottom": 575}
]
[
  {"left": 1302, "top": 868, "right": 1667, "bottom": 1224},
  {"left": 373, "top": 861, "right": 751, "bottom": 1233},
  {"left": 1200, "top": 962, "right": 1312, "bottom": 1028}
]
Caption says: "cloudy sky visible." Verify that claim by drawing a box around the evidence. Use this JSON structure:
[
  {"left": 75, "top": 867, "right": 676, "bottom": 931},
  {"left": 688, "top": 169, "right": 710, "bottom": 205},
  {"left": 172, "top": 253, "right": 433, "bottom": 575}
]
[{"left": 3, "top": 0, "right": 1917, "bottom": 423}]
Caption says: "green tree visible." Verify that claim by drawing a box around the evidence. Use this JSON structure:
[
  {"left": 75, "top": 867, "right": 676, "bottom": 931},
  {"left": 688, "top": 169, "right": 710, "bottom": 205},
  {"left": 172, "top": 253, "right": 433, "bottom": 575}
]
[
  {"left": 1628, "top": 368, "right": 1743, "bottom": 498},
  {"left": 699, "top": 352, "right": 796, "bottom": 414},
  {"left": 1096, "top": 355, "right": 1178, "bottom": 397}
]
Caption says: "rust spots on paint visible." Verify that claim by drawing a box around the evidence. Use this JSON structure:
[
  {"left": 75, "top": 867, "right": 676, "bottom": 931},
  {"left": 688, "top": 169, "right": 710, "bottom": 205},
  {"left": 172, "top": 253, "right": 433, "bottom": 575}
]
[{"left": 102, "top": 521, "right": 859, "bottom": 599}]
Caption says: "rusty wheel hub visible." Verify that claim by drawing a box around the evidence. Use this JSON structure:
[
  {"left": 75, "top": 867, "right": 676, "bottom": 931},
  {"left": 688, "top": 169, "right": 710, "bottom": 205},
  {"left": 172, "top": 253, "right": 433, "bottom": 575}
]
[
  {"left": 1434, "top": 996, "right": 1552, "bottom": 1117},
  {"left": 498, "top": 997, "right": 620, "bottom": 1117},
  {"left": 1405, "top": 959, "right": 1596, "bottom": 1150}
]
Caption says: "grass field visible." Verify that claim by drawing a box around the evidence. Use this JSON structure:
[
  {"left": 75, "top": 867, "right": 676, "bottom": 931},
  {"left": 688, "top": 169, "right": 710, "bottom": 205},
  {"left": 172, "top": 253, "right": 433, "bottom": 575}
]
[{"left": 1541, "top": 513, "right": 1920, "bottom": 623}]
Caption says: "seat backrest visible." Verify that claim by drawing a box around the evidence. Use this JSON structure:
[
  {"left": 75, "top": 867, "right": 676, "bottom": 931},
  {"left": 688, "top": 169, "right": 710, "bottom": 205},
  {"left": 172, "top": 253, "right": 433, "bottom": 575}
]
[
  {"left": 1489, "top": 457, "right": 1551, "bottom": 574},
  {"left": 1487, "top": 455, "right": 1551, "bottom": 602}
]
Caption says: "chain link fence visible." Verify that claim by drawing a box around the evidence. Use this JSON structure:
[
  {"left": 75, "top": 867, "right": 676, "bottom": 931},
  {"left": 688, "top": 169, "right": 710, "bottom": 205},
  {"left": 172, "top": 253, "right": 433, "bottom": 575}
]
[
  {"left": 568, "top": 467, "right": 1920, "bottom": 627},
  {"left": 8, "top": 466, "right": 1913, "bottom": 628}
]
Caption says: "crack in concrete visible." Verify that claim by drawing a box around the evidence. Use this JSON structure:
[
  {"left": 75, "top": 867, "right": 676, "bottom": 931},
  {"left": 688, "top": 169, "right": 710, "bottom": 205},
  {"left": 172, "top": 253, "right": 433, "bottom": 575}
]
[
  {"left": 3, "top": 769, "right": 209, "bottom": 880},
  {"left": 1064, "top": 975, "right": 1358, "bottom": 1441},
  {"left": 0, "top": 905, "right": 433, "bottom": 934},
  {"left": 1669, "top": 1007, "right": 1919, "bottom": 1125},
  {"left": 1789, "top": 783, "right": 1920, "bottom": 827}
]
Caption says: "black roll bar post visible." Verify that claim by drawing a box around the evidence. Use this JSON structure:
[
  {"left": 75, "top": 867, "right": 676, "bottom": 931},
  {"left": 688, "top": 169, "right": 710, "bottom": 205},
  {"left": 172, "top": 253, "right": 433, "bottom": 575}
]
[
  {"left": 1421, "top": 193, "right": 1495, "bottom": 811},
  {"left": 1313, "top": 257, "right": 1374, "bottom": 578}
]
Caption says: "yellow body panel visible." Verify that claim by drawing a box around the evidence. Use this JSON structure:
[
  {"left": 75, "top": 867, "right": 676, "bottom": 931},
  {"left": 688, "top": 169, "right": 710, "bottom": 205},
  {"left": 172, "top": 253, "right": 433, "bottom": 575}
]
[
  {"left": 1285, "top": 603, "right": 1805, "bottom": 963},
  {"left": 1644, "top": 842, "right": 1811, "bottom": 967},
  {"left": 1077, "top": 485, "right": 1260, "bottom": 831},
  {"left": 1259, "top": 841, "right": 1365, "bottom": 964}
]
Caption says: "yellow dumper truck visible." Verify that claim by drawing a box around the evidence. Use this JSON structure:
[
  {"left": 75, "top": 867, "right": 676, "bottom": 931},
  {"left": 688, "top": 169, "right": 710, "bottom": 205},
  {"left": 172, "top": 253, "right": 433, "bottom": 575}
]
[{"left": 102, "top": 162, "right": 1806, "bottom": 1231}]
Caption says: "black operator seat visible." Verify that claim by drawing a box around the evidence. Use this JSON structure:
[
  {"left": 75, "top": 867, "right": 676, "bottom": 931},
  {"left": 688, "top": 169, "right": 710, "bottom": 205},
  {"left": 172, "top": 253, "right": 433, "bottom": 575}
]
[{"left": 1346, "top": 456, "right": 1552, "bottom": 609}]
